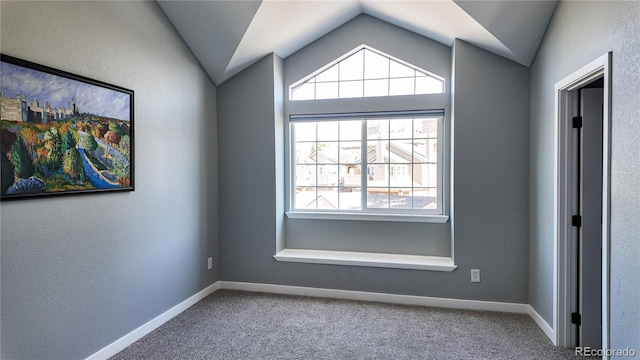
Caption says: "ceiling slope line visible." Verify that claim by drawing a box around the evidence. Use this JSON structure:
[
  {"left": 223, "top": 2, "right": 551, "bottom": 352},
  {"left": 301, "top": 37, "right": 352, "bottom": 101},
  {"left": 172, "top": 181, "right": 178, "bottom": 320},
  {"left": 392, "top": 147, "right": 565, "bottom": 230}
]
[
  {"left": 222, "top": 0, "right": 362, "bottom": 85},
  {"left": 160, "top": 0, "right": 558, "bottom": 85},
  {"left": 158, "top": 0, "right": 263, "bottom": 86},
  {"left": 452, "top": 0, "right": 559, "bottom": 67},
  {"left": 360, "top": 0, "right": 519, "bottom": 66}
]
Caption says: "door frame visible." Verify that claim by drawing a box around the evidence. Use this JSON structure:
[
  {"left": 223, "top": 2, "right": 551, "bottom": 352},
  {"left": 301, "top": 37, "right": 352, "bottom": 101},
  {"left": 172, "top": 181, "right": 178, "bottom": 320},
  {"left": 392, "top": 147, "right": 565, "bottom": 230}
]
[{"left": 553, "top": 52, "right": 611, "bottom": 351}]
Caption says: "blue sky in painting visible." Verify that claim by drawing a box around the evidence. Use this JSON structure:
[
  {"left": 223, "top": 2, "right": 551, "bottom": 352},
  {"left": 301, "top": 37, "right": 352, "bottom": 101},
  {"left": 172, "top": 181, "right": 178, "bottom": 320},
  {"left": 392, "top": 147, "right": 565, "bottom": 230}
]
[{"left": 1, "top": 61, "right": 130, "bottom": 121}]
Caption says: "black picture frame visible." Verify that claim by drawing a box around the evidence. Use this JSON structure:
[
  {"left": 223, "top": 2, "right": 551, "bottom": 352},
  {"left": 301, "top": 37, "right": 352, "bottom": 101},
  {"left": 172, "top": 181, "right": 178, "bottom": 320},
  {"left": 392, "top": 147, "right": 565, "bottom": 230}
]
[{"left": 1, "top": 54, "right": 134, "bottom": 200}]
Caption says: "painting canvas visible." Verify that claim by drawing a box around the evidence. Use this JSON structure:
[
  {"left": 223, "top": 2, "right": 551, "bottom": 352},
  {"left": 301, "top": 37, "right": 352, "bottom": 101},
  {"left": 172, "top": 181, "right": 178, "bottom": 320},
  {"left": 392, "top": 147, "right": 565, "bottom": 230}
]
[{"left": 1, "top": 55, "right": 134, "bottom": 200}]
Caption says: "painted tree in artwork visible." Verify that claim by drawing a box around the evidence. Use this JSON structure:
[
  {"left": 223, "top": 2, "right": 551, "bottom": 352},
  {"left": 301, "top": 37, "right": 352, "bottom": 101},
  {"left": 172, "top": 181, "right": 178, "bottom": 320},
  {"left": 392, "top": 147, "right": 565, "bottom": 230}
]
[
  {"left": 112, "top": 155, "right": 129, "bottom": 184},
  {"left": 61, "top": 130, "right": 76, "bottom": 153},
  {"left": 1, "top": 151, "right": 15, "bottom": 195},
  {"left": 92, "top": 124, "right": 107, "bottom": 140},
  {"left": 10, "top": 137, "right": 34, "bottom": 179},
  {"left": 43, "top": 127, "right": 62, "bottom": 171},
  {"left": 63, "top": 148, "right": 86, "bottom": 182},
  {"left": 119, "top": 135, "right": 130, "bottom": 157},
  {"left": 104, "top": 131, "right": 121, "bottom": 146},
  {"left": 83, "top": 133, "right": 98, "bottom": 153},
  {"left": 19, "top": 127, "right": 39, "bottom": 154},
  {"left": 109, "top": 122, "right": 124, "bottom": 136}
]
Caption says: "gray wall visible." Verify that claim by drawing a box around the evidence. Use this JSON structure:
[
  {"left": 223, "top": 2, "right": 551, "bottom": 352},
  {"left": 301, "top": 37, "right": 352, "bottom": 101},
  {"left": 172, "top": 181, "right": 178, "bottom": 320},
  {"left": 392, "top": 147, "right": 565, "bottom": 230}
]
[
  {"left": 218, "top": 54, "right": 280, "bottom": 282},
  {"left": 451, "top": 39, "right": 530, "bottom": 303},
  {"left": 528, "top": 1, "right": 640, "bottom": 351},
  {"left": 0, "top": 2, "right": 218, "bottom": 359},
  {"left": 218, "top": 18, "right": 530, "bottom": 304}
]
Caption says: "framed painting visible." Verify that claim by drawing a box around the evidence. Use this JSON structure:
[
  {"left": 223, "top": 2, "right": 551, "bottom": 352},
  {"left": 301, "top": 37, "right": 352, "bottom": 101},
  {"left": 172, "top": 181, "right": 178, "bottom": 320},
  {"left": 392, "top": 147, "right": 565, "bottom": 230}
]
[{"left": 1, "top": 55, "right": 134, "bottom": 200}]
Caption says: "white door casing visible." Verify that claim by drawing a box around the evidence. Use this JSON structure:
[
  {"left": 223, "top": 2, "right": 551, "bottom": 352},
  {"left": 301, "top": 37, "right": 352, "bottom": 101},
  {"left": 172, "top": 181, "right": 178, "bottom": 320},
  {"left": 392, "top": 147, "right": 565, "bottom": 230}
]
[{"left": 553, "top": 52, "right": 611, "bottom": 354}]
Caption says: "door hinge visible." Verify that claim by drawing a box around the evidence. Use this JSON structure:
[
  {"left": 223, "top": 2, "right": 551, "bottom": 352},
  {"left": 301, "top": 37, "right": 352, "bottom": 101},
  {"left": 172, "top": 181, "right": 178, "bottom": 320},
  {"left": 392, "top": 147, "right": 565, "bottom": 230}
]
[
  {"left": 572, "top": 215, "right": 582, "bottom": 227},
  {"left": 573, "top": 116, "right": 583, "bottom": 129},
  {"left": 571, "top": 312, "right": 582, "bottom": 326}
]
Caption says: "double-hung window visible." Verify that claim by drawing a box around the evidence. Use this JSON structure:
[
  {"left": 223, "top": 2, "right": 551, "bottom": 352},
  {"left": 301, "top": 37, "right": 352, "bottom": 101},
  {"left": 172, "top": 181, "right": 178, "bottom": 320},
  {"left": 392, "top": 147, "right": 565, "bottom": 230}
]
[{"left": 290, "top": 110, "right": 444, "bottom": 217}]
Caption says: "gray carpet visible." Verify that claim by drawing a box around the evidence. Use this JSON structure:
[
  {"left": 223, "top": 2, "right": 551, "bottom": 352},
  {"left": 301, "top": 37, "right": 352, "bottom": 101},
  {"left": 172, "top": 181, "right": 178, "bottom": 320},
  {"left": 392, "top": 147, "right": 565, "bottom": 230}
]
[{"left": 111, "top": 290, "right": 577, "bottom": 360}]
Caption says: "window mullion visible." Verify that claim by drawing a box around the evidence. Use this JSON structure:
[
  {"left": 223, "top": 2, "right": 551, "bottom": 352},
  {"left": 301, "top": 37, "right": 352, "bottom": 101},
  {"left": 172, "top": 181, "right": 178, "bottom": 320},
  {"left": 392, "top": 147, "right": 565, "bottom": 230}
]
[
  {"left": 361, "top": 120, "right": 367, "bottom": 211},
  {"left": 337, "top": 63, "right": 341, "bottom": 98},
  {"left": 290, "top": 122, "right": 295, "bottom": 211},
  {"left": 315, "top": 123, "right": 319, "bottom": 210},
  {"left": 438, "top": 117, "right": 443, "bottom": 212},
  {"left": 387, "top": 58, "right": 391, "bottom": 96},
  {"left": 337, "top": 125, "right": 341, "bottom": 210},
  {"left": 386, "top": 120, "right": 391, "bottom": 209},
  {"left": 313, "top": 78, "right": 317, "bottom": 100},
  {"left": 411, "top": 119, "right": 415, "bottom": 209}
]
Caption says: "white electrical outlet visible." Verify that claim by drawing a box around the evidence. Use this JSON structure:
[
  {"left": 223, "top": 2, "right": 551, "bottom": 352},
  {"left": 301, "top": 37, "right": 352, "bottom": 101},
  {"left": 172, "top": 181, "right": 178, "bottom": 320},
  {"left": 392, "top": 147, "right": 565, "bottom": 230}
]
[
  {"left": 207, "top": 257, "right": 213, "bottom": 270},
  {"left": 471, "top": 269, "right": 480, "bottom": 283}
]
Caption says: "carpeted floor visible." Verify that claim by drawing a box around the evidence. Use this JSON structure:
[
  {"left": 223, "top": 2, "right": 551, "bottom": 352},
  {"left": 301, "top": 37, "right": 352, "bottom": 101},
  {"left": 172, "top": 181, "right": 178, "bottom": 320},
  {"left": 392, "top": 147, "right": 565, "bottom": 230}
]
[{"left": 111, "top": 290, "right": 577, "bottom": 360}]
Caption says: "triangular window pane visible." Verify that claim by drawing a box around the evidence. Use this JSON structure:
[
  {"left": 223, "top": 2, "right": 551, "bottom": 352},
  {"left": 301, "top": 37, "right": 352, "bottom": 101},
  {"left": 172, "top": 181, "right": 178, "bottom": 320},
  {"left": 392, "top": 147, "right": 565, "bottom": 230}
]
[
  {"left": 390, "top": 60, "right": 415, "bottom": 78},
  {"left": 291, "top": 82, "right": 315, "bottom": 101},
  {"left": 290, "top": 45, "right": 444, "bottom": 100},
  {"left": 316, "top": 65, "right": 339, "bottom": 82},
  {"left": 416, "top": 76, "right": 444, "bottom": 94}
]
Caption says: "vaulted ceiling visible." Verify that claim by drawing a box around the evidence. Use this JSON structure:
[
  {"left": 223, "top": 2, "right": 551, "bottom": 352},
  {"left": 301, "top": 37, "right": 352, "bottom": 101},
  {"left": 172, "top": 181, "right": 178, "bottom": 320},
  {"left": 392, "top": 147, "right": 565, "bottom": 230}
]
[{"left": 157, "top": 0, "right": 557, "bottom": 86}]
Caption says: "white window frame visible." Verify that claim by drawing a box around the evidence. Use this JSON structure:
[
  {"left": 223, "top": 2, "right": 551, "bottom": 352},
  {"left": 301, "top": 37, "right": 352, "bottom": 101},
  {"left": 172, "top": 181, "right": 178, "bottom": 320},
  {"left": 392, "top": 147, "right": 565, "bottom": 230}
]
[{"left": 286, "top": 110, "right": 448, "bottom": 223}]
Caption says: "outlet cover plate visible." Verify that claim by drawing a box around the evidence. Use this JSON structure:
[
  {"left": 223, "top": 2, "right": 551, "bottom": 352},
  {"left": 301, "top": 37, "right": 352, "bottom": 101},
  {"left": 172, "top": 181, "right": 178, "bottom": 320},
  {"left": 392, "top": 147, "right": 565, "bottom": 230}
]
[{"left": 471, "top": 269, "right": 480, "bottom": 283}]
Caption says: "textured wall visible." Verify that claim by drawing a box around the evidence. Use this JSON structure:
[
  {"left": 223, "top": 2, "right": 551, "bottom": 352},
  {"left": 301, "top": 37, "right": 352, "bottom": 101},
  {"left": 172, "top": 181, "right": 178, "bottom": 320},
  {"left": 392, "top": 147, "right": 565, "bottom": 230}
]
[
  {"left": 218, "top": 54, "right": 285, "bottom": 286},
  {"left": 528, "top": 1, "right": 640, "bottom": 351},
  {"left": 218, "top": 20, "right": 530, "bottom": 303},
  {"left": 0, "top": 2, "right": 218, "bottom": 359},
  {"left": 451, "top": 40, "right": 530, "bottom": 303}
]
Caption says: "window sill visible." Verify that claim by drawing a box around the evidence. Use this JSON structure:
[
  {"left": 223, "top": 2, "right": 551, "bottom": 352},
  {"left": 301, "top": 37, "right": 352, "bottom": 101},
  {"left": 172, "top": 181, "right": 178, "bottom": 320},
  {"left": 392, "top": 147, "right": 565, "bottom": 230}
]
[
  {"left": 285, "top": 211, "right": 449, "bottom": 223},
  {"left": 273, "top": 249, "right": 456, "bottom": 272}
]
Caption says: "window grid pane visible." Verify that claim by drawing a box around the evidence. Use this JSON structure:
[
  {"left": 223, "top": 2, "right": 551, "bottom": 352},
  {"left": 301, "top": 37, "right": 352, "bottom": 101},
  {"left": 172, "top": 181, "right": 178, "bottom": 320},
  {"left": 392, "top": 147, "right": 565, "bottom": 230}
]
[
  {"left": 316, "top": 82, "right": 339, "bottom": 100},
  {"left": 339, "top": 80, "right": 364, "bottom": 98},
  {"left": 362, "top": 118, "right": 439, "bottom": 212}
]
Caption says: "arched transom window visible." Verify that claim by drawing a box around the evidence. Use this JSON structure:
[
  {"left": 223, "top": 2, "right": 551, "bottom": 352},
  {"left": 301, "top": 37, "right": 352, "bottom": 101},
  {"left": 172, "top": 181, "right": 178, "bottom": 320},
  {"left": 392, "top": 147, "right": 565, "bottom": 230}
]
[{"left": 290, "top": 45, "right": 445, "bottom": 101}]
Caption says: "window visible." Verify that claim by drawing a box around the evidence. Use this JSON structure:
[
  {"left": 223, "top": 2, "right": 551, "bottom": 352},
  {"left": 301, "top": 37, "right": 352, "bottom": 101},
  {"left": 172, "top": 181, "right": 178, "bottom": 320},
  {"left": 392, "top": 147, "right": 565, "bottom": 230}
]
[
  {"left": 290, "top": 111, "right": 443, "bottom": 216},
  {"left": 286, "top": 45, "right": 448, "bottom": 223},
  {"left": 290, "top": 45, "right": 444, "bottom": 101}
]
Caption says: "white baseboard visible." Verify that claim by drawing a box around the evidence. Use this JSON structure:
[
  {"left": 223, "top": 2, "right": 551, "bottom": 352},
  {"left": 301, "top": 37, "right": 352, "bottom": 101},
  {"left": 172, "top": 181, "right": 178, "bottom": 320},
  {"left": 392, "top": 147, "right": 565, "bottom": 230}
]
[
  {"left": 218, "top": 281, "right": 529, "bottom": 314},
  {"left": 527, "top": 305, "right": 556, "bottom": 345},
  {"left": 88, "top": 281, "right": 553, "bottom": 360},
  {"left": 86, "top": 282, "right": 220, "bottom": 360}
]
